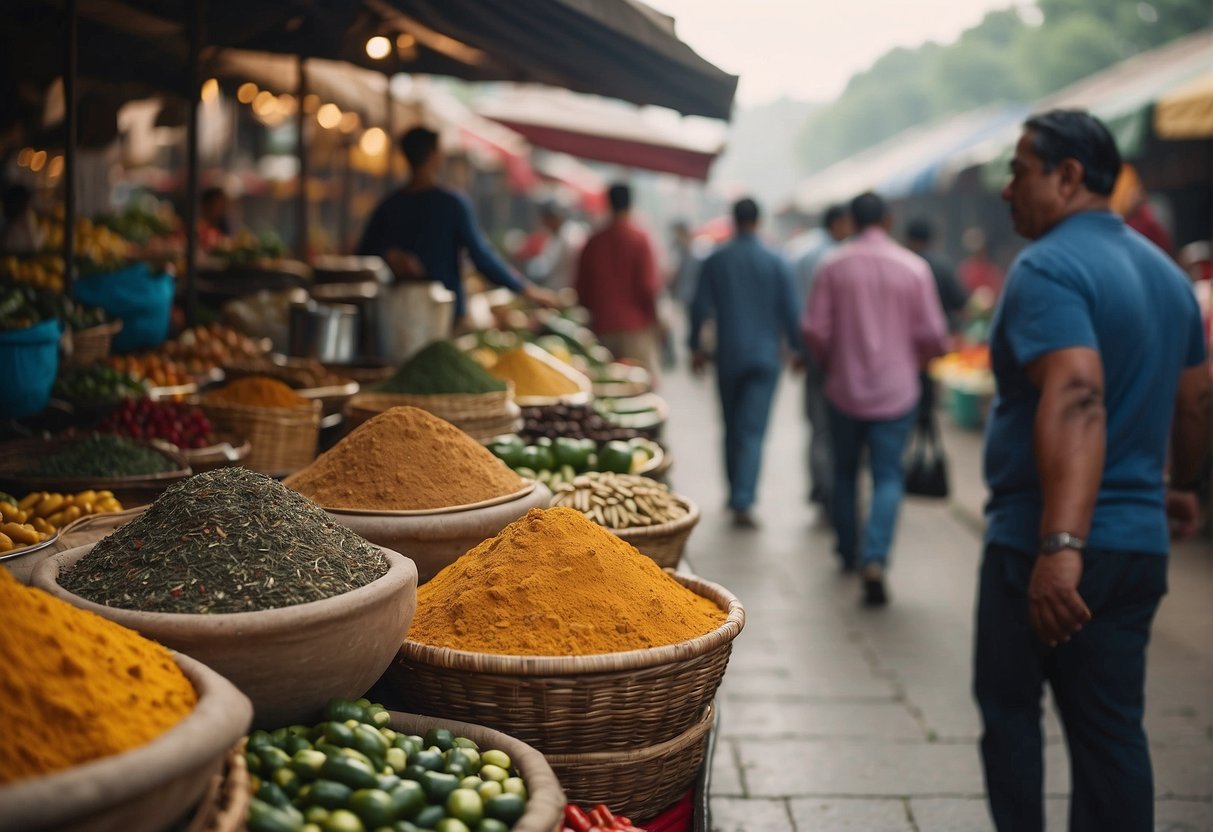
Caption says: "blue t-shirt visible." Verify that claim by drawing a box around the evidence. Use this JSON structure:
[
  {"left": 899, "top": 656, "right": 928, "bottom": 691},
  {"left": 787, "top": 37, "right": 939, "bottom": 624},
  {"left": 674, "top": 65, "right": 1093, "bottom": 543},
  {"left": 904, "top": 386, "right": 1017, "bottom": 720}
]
[
  {"left": 356, "top": 186, "right": 523, "bottom": 320},
  {"left": 983, "top": 211, "right": 1205, "bottom": 556}
]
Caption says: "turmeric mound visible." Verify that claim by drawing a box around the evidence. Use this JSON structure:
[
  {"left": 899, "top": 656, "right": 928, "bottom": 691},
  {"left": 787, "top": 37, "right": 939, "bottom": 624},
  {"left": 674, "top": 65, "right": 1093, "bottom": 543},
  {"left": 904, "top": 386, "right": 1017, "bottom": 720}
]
[{"left": 410, "top": 507, "right": 726, "bottom": 655}]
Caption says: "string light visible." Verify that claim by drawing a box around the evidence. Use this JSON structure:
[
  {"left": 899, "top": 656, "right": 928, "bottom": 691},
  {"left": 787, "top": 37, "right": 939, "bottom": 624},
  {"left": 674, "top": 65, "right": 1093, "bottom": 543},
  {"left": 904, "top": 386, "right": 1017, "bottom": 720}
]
[
  {"left": 365, "top": 36, "right": 391, "bottom": 60},
  {"left": 236, "top": 82, "right": 258, "bottom": 104},
  {"left": 397, "top": 33, "right": 416, "bottom": 49},
  {"left": 17, "top": 147, "right": 33, "bottom": 167},
  {"left": 29, "top": 151, "right": 47, "bottom": 172},
  {"left": 47, "top": 155, "right": 64, "bottom": 178},
  {"left": 359, "top": 127, "right": 388, "bottom": 156},
  {"left": 277, "top": 94, "right": 297, "bottom": 115},
  {"left": 317, "top": 103, "right": 342, "bottom": 129},
  {"left": 339, "top": 111, "right": 361, "bottom": 134}
]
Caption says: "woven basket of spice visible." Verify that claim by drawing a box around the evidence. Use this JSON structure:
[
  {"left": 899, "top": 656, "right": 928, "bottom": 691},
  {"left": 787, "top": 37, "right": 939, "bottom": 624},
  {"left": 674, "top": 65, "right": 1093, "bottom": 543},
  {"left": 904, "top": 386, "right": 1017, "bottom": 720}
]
[
  {"left": 544, "top": 704, "right": 714, "bottom": 822},
  {"left": 32, "top": 468, "right": 418, "bottom": 728},
  {"left": 485, "top": 342, "right": 592, "bottom": 407},
  {"left": 0, "top": 435, "right": 191, "bottom": 509},
  {"left": 610, "top": 497, "right": 700, "bottom": 570},
  {"left": 201, "top": 377, "right": 321, "bottom": 476},
  {"left": 64, "top": 319, "right": 123, "bottom": 369},
  {"left": 385, "top": 507, "right": 744, "bottom": 754}
]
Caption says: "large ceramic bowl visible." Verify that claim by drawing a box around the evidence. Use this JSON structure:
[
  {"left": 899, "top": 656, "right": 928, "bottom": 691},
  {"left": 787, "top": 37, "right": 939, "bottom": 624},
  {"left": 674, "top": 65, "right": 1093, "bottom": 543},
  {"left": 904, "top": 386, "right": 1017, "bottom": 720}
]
[
  {"left": 325, "top": 482, "right": 551, "bottom": 584},
  {"left": 33, "top": 544, "right": 417, "bottom": 728},
  {"left": 0, "top": 652, "right": 252, "bottom": 832}
]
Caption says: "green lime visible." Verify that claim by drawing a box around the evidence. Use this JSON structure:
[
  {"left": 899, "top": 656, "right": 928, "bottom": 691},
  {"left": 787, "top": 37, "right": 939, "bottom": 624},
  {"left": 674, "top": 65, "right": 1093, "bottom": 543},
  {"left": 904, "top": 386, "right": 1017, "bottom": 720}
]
[
  {"left": 349, "top": 789, "right": 395, "bottom": 828},
  {"left": 446, "top": 788, "right": 484, "bottom": 826}
]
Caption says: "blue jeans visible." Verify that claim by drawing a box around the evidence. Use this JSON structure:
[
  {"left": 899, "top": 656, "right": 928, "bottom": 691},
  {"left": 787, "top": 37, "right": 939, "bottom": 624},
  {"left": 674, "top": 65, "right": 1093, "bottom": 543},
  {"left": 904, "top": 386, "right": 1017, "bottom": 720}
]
[
  {"left": 974, "top": 544, "right": 1166, "bottom": 832},
  {"left": 828, "top": 404, "right": 916, "bottom": 569},
  {"left": 718, "top": 366, "right": 780, "bottom": 512}
]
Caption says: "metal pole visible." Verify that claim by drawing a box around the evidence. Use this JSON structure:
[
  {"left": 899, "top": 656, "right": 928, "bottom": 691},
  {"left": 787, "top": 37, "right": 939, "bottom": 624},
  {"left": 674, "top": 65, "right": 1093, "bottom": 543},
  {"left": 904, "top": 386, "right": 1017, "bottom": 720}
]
[
  {"left": 63, "top": 0, "right": 77, "bottom": 289},
  {"left": 295, "top": 57, "right": 308, "bottom": 261},
  {"left": 338, "top": 139, "right": 351, "bottom": 252},
  {"left": 183, "top": 0, "right": 203, "bottom": 326},
  {"left": 384, "top": 78, "right": 394, "bottom": 196}
]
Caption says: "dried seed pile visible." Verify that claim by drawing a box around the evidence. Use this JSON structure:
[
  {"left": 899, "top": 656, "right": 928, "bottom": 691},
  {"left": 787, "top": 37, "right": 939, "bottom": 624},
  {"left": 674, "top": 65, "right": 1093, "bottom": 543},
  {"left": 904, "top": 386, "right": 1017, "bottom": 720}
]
[{"left": 549, "top": 471, "right": 688, "bottom": 529}]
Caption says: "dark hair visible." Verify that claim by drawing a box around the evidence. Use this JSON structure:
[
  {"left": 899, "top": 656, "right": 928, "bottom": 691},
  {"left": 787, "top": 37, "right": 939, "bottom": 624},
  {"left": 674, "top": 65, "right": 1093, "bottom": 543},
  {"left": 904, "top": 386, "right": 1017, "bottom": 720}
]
[
  {"left": 400, "top": 127, "right": 439, "bottom": 171},
  {"left": 1023, "top": 110, "right": 1121, "bottom": 196},
  {"left": 906, "top": 217, "right": 933, "bottom": 242},
  {"left": 822, "top": 204, "right": 847, "bottom": 230},
  {"left": 732, "top": 197, "right": 760, "bottom": 227},
  {"left": 607, "top": 183, "right": 632, "bottom": 213},
  {"left": 850, "top": 191, "right": 886, "bottom": 230}
]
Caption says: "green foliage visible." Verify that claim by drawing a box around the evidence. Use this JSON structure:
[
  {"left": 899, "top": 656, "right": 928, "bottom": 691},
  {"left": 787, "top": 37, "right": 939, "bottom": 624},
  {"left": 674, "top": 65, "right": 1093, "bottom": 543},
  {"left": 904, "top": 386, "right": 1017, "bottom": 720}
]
[{"left": 796, "top": 0, "right": 1211, "bottom": 174}]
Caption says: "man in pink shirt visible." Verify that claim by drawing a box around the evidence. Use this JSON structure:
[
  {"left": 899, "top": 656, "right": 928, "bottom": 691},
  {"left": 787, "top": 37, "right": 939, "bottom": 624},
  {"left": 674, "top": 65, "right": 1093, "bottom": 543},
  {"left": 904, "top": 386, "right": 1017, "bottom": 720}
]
[
  {"left": 574, "top": 183, "right": 662, "bottom": 374},
  {"left": 803, "top": 192, "right": 949, "bottom": 606}
]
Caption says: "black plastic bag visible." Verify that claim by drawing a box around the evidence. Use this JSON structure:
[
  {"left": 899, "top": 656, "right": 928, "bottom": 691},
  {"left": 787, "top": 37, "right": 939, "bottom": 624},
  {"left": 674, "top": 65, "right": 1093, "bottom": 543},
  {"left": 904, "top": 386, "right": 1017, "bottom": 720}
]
[{"left": 904, "top": 416, "right": 949, "bottom": 498}]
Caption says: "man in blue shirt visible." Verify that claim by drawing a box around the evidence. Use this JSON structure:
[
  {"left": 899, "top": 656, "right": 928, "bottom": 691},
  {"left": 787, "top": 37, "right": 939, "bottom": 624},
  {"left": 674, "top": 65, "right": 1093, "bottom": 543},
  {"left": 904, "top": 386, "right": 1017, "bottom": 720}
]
[
  {"left": 975, "top": 110, "right": 1209, "bottom": 832},
  {"left": 689, "top": 198, "right": 802, "bottom": 528},
  {"left": 357, "top": 127, "right": 552, "bottom": 324}
]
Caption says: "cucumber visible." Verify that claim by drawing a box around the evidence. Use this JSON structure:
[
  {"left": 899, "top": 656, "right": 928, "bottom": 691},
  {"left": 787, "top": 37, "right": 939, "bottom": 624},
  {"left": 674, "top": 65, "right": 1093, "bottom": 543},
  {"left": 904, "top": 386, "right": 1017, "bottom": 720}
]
[
  {"left": 248, "top": 798, "right": 305, "bottom": 832},
  {"left": 322, "top": 755, "right": 379, "bottom": 790}
]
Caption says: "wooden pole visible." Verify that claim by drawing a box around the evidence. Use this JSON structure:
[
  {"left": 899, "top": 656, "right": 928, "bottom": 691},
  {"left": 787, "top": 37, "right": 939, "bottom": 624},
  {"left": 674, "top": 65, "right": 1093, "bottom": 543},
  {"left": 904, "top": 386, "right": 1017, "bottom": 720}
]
[
  {"left": 295, "top": 57, "right": 309, "bottom": 261},
  {"left": 183, "top": 0, "right": 203, "bottom": 325},
  {"left": 63, "top": 0, "right": 77, "bottom": 289}
]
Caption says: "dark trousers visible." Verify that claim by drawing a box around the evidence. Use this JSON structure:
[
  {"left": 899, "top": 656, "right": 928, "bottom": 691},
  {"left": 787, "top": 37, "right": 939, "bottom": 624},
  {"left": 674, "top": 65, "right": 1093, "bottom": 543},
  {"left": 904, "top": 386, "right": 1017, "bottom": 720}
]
[
  {"left": 974, "top": 544, "right": 1167, "bottom": 832},
  {"left": 717, "top": 365, "right": 780, "bottom": 512}
]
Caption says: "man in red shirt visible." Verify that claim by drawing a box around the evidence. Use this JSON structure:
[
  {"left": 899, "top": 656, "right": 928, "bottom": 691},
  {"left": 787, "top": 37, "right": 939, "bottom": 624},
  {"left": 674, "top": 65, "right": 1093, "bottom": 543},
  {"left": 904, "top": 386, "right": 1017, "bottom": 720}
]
[{"left": 574, "top": 184, "right": 662, "bottom": 374}]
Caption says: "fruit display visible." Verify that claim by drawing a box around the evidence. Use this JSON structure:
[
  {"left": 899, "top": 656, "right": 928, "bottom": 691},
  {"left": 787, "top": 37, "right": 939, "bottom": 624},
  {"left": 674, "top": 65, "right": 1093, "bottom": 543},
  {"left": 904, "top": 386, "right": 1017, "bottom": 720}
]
[
  {"left": 52, "top": 364, "right": 148, "bottom": 404},
  {"left": 209, "top": 229, "right": 287, "bottom": 267},
  {"left": 0, "top": 280, "right": 106, "bottom": 330},
  {"left": 519, "top": 403, "right": 641, "bottom": 444},
  {"left": 97, "top": 398, "right": 216, "bottom": 448},
  {"left": 548, "top": 472, "right": 688, "bottom": 530},
  {"left": 0, "top": 489, "right": 124, "bottom": 538},
  {"left": 163, "top": 323, "right": 268, "bottom": 376},
  {"left": 105, "top": 353, "right": 198, "bottom": 390},
  {"left": 99, "top": 201, "right": 180, "bottom": 245},
  {"left": 485, "top": 435, "right": 660, "bottom": 491},
  {"left": 245, "top": 698, "right": 532, "bottom": 832},
  {"left": 1, "top": 253, "right": 67, "bottom": 293},
  {"left": 41, "top": 215, "right": 132, "bottom": 273}
]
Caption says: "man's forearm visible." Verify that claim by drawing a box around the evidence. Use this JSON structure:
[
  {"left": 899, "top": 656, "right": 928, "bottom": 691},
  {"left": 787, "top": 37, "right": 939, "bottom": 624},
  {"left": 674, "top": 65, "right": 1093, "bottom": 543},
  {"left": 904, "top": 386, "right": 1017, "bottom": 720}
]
[
  {"left": 1035, "top": 374, "right": 1105, "bottom": 540},
  {"left": 1170, "top": 365, "right": 1211, "bottom": 488}
]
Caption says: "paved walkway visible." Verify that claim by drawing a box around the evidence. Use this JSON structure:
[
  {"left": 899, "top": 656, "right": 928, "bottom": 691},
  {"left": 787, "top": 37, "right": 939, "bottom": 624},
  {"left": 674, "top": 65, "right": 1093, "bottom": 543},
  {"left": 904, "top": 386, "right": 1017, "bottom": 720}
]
[{"left": 656, "top": 364, "right": 1213, "bottom": 831}]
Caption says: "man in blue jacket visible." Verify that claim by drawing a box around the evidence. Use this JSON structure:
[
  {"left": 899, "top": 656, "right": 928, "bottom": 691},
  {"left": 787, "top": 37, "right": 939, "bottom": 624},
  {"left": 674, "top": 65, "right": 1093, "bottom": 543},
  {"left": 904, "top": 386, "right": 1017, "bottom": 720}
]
[
  {"left": 975, "top": 110, "right": 1210, "bottom": 832},
  {"left": 357, "top": 127, "right": 551, "bottom": 324},
  {"left": 689, "top": 198, "right": 802, "bottom": 528}
]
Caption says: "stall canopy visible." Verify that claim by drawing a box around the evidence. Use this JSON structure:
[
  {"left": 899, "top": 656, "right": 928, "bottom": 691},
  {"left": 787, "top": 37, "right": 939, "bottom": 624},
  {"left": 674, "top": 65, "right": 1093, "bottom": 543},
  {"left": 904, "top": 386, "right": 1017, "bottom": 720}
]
[
  {"left": 1154, "top": 69, "right": 1213, "bottom": 140},
  {"left": 936, "top": 29, "right": 1213, "bottom": 186},
  {"left": 474, "top": 86, "right": 727, "bottom": 180},
  {"left": 791, "top": 106, "right": 1026, "bottom": 213},
  {"left": 16, "top": 0, "right": 737, "bottom": 123}
]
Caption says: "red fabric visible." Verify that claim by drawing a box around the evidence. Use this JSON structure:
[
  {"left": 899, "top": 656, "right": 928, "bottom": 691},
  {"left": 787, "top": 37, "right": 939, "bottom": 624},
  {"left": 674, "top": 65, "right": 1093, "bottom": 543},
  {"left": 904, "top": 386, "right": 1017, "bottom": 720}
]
[
  {"left": 575, "top": 218, "right": 661, "bottom": 334},
  {"left": 638, "top": 789, "right": 695, "bottom": 832},
  {"left": 958, "top": 255, "right": 1004, "bottom": 296},
  {"left": 1126, "top": 202, "right": 1174, "bottom": 257}
]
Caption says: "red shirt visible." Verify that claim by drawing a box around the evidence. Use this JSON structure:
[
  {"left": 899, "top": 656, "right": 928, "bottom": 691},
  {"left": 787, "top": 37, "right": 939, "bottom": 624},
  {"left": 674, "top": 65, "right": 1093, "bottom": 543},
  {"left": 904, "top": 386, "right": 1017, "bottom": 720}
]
[{"left": 574, "top": 218, "right": 661, "bottom": 334}]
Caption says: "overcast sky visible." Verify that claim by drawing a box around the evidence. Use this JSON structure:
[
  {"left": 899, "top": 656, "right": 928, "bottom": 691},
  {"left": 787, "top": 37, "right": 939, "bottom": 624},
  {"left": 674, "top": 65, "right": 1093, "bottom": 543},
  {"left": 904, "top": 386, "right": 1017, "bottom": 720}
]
[{"left": 646, "top": 0, "right": 1024, "bottom": 107}]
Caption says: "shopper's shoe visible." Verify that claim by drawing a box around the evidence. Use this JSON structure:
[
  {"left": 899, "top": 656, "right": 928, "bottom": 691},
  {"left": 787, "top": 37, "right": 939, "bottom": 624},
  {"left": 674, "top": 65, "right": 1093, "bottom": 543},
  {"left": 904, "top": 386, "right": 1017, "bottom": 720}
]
[
  {"left": 861, "top": 565, "right": 888, "bottom": 607},
  {"left": 732, "top": 510, "right": 759, "bottom": 529}
]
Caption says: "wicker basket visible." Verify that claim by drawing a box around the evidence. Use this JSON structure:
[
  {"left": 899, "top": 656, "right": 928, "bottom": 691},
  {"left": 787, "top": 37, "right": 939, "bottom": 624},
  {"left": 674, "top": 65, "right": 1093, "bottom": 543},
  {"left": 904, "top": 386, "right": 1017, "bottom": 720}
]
[
  {"left": 200, "top": 399, "right": 320, "bottom": 477},
  {"left": 611, "top": 496, "right": 700, "bottom": 570},
  {"left": 177, "top": 434, "right": 251, "bottom": 473},
  {"left": 388, "top": 711, "right": 565, "bottom": 832},
  {"left": 64, "top": 320, "right": 122, "bottom": 369},
  {"left": 352, "top": 388, "right": 513, "bottom": 420},
  {"left": 386, "top": 572, "right": 743, "bottom": 754},
  {"left": 545, "top": 704, "right": 714, "bottom": 822},
  {"left": 180, "top": 742, "right": 250, "bottom": 832}
]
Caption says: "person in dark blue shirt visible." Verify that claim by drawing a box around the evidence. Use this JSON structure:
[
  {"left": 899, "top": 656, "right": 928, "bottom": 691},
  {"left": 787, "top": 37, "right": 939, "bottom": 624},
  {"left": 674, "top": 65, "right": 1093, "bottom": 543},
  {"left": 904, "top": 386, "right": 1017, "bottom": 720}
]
[
  {"left": 357, "top": 127, "right": 552, "bottom": 323},
  {"left": 975, "top": 110, "right": 1209, "bottom": 832}
]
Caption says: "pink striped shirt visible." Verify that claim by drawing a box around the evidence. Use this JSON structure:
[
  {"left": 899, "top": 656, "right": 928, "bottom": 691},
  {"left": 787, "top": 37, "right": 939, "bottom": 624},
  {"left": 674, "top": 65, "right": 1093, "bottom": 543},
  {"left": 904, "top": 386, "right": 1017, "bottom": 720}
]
[{"left": 802, "top": 228, "right": 949, "bottom": 420}]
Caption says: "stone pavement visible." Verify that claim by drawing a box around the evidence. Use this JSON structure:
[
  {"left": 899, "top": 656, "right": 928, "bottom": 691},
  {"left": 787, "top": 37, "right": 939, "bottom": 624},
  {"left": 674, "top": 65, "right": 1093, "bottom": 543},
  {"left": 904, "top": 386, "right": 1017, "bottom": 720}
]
[{"left": 655, "top": 365, "right": 1213, "bottom": 831}]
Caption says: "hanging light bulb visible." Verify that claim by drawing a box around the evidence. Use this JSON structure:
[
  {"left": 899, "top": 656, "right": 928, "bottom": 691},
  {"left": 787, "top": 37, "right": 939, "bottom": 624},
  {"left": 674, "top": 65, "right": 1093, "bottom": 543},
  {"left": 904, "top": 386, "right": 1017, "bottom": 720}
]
[
  {"left": 47, "top": 155, "right": 64, "bottom": 178},
  {"left": 317, "top": 103, "right": 343, "bottom": 129},
  {"left": 360, "top": 127, "right": 388, "bottom": 156},
  {"left": 29, "top": 151, "right": 47, "bottom": 172},
  {"left": 17, "top": 147, "right": 34, "bottom": 167},
  {"left": 236, "top": 83, "right": 258, "bottom": 104},
  {"left": 339, "top": 111, "right": 361, "bottom": 134},
  {"left": 365, "top": 36, "right": 391, "bottom": 60},
  {"left": 200, "top": 78, "right": 219, "bottom": 103}
]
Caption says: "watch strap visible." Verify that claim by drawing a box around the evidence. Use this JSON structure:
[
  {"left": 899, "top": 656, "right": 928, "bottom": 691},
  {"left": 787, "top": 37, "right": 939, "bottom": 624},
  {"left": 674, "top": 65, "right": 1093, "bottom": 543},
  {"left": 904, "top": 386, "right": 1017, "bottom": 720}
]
[{"left": 1040, "top": 532, "right": 1086, "bottom": 554}]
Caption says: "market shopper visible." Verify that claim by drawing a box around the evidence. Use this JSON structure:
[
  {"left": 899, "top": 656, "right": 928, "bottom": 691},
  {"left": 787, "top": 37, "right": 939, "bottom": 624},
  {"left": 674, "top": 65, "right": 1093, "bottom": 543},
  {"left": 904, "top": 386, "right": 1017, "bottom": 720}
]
[
  {"left": 356, "top": 127, "right": 553, "bottom": 325},
  {"left": 802, "top": 192, "right": 948, "bottom": 604},
  {"left": 791, "top": 204, "right": 852, "bottom": 519},
  {"left": 689, "top": 197, "right": 801, "bottom": 529},
  {"left": 905, "top": 217, "right": 969, "bottom": 425},
  {"left": 526, "top": 199, "right": 585, "bottom": 293},
  {"left": 974, "top": 110, "right": 1210, "bottom": 832},
  {"left": 574, "top": 183, "right": 663, "bottom": 374}
]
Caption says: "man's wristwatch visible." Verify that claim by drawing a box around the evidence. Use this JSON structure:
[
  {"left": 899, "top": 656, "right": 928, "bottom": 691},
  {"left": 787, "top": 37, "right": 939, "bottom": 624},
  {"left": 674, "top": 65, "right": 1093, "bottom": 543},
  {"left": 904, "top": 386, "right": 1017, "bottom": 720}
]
[{"left": 1040, "top": 532, "right": 1086, "bottom": 555}]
